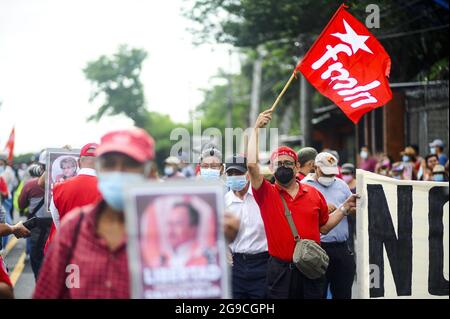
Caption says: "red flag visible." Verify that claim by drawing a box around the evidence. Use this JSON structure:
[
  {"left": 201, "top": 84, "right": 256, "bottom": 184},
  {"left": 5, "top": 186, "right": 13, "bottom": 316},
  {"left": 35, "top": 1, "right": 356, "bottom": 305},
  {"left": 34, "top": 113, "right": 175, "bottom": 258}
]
[
  {"left": 296, "top": 4, "right": 392, "bottom": 123},
  {"left": 4, "top": 127, "right": 15, "bottom": 162}
]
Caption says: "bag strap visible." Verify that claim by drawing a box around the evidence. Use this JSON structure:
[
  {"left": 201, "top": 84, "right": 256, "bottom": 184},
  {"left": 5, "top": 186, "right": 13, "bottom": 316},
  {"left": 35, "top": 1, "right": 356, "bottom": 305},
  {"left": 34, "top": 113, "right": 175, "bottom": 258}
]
[
  {"left": 280, "top": 194, "right": 301, "bottom": 242},
  {"left": 28, "top": 198, "right": 45, "bottom": 219}
]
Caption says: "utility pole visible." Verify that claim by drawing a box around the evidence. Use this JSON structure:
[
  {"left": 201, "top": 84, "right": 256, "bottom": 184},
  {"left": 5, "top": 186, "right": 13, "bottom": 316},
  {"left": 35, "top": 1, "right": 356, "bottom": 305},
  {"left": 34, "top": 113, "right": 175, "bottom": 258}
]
[
  {"left": 249, "top": 46, "right": 263, "bottom": 127},
  {"left": 226, "top": 49, "right": 233, "bottom": 129}
]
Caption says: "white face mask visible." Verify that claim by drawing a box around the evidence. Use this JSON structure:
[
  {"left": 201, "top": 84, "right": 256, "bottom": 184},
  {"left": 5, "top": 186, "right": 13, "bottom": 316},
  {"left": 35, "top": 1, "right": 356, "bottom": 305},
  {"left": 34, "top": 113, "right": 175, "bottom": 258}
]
[
  {"left": 360, "top": 151, "right": 369, "bottom": 159},
  {"left": 164, "top": 166, "right": 175, "bottom": 176},
  {"left": 318, "top": 176, "right": 335, "bottom": 187}
]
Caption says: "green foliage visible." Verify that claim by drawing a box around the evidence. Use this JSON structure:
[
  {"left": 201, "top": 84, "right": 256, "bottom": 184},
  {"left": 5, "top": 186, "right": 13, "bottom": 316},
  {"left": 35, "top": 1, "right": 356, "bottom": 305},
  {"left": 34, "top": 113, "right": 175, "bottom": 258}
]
[
  {"left": 13, "top": 153, "right": 35, "bottom": 164},
  {"left": 145, "top": 112, "right": 190, "bottom": 169},
  {"left": 83, "top": 45, "right": 149, "bottom": 127}
]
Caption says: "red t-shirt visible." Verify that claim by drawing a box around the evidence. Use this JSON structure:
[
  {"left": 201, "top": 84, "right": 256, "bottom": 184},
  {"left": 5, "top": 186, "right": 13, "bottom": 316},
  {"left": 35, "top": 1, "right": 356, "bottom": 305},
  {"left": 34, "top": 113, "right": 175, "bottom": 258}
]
[
  {"left": 252, "top": 179, "right": 329, "bottom": 262},
  {"left": 0, "top": 177, "right": 9, "bottom": 197},
  {"left": 45, "top": 172, "right": 101, "bottom": 251},
  {"left": 0, "top": 256, "right": 12, "bottom": 287}
]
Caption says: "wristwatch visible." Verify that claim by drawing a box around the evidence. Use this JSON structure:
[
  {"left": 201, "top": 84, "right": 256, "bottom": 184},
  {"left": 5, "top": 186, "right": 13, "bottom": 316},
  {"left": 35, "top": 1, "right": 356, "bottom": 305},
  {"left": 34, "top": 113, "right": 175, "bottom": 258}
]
[{"left": 339, "top": 205, "right": 350, "bottom": 216}]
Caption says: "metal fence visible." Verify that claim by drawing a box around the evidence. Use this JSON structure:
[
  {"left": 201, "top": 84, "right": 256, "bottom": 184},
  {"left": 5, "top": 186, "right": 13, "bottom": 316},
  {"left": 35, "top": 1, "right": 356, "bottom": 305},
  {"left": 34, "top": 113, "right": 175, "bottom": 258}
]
[{"left": 404, "top": 81, "right": 449, "bottom": 156}]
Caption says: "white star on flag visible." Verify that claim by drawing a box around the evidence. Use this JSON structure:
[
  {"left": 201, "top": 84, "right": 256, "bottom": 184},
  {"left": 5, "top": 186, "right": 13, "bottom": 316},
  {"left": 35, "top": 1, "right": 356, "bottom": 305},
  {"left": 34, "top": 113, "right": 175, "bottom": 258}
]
[{"left": 332, "top": 19, "right": 373, "bottom": 54}]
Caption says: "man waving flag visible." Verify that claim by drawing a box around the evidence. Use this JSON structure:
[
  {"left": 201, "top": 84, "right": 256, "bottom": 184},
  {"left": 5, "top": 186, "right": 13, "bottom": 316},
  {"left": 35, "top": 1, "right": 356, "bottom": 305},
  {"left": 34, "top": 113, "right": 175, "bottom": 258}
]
[{"left": 296, "top": 4, "right": 392, "bottom": 123}]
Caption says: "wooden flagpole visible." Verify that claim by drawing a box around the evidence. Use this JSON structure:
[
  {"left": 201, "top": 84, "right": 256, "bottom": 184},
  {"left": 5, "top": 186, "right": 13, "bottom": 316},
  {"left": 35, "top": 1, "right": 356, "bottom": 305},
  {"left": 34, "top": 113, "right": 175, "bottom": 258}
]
[{"left": 268, "top": 72, "right": 297, "bottom": 112}]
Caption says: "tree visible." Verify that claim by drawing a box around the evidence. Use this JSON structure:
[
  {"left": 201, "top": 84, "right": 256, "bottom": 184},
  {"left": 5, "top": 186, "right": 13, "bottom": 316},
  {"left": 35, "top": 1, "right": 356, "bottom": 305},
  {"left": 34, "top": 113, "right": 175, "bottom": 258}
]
[
  {"left": 83, "top": 45, "right": 149, "bottom": 127},
  {"left": 185, "top": 0, "right": 449, "bottom": 82}
]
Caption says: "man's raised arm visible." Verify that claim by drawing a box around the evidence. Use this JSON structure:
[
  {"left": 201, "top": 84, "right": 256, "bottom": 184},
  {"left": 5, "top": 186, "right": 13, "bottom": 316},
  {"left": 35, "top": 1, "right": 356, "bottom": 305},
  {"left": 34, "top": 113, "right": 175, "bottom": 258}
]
[{"left": 247, "top": 110, "right": 272, "bottom": 190}]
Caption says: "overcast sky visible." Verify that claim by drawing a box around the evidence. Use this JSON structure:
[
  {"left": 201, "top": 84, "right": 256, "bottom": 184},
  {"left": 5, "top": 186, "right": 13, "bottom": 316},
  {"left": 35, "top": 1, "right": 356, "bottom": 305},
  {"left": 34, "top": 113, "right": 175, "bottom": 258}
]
[{"left": 0, "top": 0, "right": 239, "bottom": 155}]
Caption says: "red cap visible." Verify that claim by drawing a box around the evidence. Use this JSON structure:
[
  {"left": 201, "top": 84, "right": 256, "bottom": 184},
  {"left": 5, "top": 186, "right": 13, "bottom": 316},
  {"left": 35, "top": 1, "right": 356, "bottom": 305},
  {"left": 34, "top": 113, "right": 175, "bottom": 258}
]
[
  {"left": 80, "top": 143, "right": 99, "bottom": 157},
  {"left": 270, "top": 146, "right": 298, "bottom": 162},
  {"left": 95, "top": 128, "right": 155, "bottom": 163}
]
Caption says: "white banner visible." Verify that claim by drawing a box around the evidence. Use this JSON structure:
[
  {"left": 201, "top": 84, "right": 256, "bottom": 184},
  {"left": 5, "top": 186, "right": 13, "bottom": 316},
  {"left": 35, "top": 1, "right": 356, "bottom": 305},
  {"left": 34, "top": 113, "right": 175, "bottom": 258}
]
[{"left": 356, "top": 169, "right": 449, "bottom": 299}]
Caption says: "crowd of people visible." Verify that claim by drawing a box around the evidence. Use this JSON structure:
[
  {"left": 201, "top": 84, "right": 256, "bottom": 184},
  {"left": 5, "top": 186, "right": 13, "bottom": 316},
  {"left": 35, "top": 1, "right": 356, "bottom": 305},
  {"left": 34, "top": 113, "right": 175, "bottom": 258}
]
[{"left": 0, "top": 109, "right": 448, "bottom": 299}]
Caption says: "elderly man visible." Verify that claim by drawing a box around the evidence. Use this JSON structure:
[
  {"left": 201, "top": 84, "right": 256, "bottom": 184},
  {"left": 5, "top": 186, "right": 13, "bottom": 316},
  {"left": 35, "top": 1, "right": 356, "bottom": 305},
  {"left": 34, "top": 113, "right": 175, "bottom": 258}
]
[
  {"left": 296, "top": 147, "right": 318, "bottom": 181},
  {"left": 34, "top": 128, "right": 155, "bottom": 299},
  {"left": 225, "top": 154, "right": 268, "bottom": 299},
  {"left": 302, "top": 152, "right": 356, "bottom": 299},
  {"left": 247, "top": 110, "right": 358, "bottom": 299}
]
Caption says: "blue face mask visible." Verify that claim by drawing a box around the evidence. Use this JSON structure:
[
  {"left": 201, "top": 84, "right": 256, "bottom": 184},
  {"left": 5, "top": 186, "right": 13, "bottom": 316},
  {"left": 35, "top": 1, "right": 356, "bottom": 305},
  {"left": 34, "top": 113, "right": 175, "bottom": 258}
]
[
  {"left": 97, "top": 172, "right": 144, "bottom": 211},
  {"left": 433, "top": 174, "right": 445, "bottom": 182},
  {"left": 200, "top": 168, "right": 221, "bottom": 180},
  {"left": 430, "top": 147, "right": 437, "bottom": 154},
  {"left": 226, "top": 175, "right": 248, "bottom": 191},
  {"left": 0, "top": 165, "right": 5, "bottom": 174},
  {"left": 402, "top": 155, "right": 411, "bottom": 162}
]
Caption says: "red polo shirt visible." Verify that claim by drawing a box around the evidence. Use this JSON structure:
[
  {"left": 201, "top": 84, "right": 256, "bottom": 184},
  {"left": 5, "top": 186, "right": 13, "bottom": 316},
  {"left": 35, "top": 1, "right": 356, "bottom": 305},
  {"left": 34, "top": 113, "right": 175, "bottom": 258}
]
[{"left": 252, "top": 179, "right": 329, "bottom": 262}]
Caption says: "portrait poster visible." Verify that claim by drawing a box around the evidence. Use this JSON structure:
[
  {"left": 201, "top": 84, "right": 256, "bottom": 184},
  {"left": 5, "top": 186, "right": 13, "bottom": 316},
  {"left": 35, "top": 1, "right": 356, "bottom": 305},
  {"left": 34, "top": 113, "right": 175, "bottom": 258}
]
[
  {"left": 45, "top": 148, "right": 80, "bottom": 213},
  {"left": 125, "top": 180, "right": 230, "bottom": 299}
]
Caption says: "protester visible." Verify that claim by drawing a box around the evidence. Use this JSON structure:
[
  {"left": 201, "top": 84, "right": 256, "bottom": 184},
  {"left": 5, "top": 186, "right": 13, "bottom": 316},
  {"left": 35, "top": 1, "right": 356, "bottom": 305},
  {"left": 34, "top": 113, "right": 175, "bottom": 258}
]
[
  {"left": 419, "top": 154, "right": 439, "bottom": 181},
  {"left": 296, "top": 147, "right": 318, "bottom": 181},
  {"left": 432, "top": 164, "right": 448, "bottom": 182},
  {"left": 374, "top": 154, "right": 392, "bottom": 176},
  {"left": 247, "top": 110, "right": 358, "bottom": 299},
  {"left": 341, "top": 163, "right": 356, "bottom": 255},
  {"left": 179, "top": 152, "right": 195, "bottom": 178},
  {"left": 358, "top": 146, "right": 377, "bottom": 172},
  {"left": 225, "top": 154, "right": 268, "bottom": 299},
  {"left": 198, "top": 146, "right": 224, "bottom": 180},
  {"left": 390, "top": 162, "right": 404, "bottom": 180},
  {"left": 429, "top": 139, "right": 448, "bottom": 166},
  {"left": 163, "top": 156, "right": 185, "bottom": 179},
  {"left": 400, "top": 146, "right": 418, "bottom": 180},
  {"left": 45, "top": 143, "right": 101, "bottom": 252},
  {"left": 302, "top": 153, "right": 356, "bottom": 299},
  {"left": 33, "top": 128, "right": 155, "bottom": 298},
  {"left": 18, "top": 149, "right": 52, "bottom": 280}
]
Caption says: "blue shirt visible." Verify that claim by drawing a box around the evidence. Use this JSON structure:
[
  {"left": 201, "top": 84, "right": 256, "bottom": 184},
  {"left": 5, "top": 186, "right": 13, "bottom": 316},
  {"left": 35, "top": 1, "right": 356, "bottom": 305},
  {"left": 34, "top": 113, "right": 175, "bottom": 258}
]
[
  {"left": 301, "top": 174, "right": 352, "bottom": 243},
  {"left": 439, "top": 153, "right": 448, "bottom": 166}
]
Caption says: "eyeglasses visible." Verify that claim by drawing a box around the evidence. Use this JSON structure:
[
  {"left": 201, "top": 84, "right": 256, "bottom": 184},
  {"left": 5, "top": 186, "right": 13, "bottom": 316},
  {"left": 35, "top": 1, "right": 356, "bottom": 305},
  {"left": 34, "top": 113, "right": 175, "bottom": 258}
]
[{"left": 273, "top": 161, "right": 295, "bottom": 169}]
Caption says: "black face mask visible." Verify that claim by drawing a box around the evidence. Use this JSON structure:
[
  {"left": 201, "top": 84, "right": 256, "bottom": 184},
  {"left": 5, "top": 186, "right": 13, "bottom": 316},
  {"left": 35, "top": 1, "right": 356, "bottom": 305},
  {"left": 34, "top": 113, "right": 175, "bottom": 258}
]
[{"left": 274, "top": 166, "right": 294, "bottom": 185}]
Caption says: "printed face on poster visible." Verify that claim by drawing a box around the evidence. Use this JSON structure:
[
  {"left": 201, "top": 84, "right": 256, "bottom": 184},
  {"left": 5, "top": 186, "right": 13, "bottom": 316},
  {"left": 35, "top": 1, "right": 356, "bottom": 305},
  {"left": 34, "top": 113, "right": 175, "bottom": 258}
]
[
  {"left": 125, "top": 181, "right": 230, "bottom": 299},
  {"left": 45, "top": 148, "right": 80, "bottom": 213}
]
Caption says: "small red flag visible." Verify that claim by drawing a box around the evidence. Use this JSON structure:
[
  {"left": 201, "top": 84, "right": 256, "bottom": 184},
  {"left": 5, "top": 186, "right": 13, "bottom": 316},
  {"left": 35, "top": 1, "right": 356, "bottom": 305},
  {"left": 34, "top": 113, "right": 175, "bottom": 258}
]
[
  {"left": 4, "top": 127, "right": 15, "bottom": 162},
  {"left": 296, "top": 4, "right": 392, "bottom": 123}
]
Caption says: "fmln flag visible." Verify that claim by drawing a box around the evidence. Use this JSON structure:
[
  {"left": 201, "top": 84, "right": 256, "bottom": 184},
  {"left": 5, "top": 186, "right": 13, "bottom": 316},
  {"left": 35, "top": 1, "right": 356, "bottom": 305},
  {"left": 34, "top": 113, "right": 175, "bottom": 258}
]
[
  {"left": 4, "top": 127, "right": 15, "bottom": 162},
  {"left": 296, "top": 4, "right": 392, "bottom": 124}
]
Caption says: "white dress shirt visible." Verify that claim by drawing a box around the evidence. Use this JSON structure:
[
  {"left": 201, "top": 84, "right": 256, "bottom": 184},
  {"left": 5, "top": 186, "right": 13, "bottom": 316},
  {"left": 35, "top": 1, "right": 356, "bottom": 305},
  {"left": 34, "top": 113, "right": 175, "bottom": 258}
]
[{"left": 225, "top": 186, "right": 268, "bottom": 254}]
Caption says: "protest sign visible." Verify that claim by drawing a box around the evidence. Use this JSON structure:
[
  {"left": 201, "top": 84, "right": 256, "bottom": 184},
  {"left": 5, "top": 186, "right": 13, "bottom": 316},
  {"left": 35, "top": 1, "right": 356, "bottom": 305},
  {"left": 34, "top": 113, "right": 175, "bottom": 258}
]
[
  {"left": 125, "top": 180, "right": 230, "bottom": 299},
  {"left": 44, "top": 148, "right": 80, "bottom": 213},
  {"left": 356, "top": 169, "right": 449, "bottom": 298}
]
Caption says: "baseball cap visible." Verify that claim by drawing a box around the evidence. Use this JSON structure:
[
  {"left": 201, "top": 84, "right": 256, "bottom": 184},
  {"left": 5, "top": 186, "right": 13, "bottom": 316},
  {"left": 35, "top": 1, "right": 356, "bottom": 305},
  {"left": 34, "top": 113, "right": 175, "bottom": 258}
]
[
  {"left": 429, "top": 139, "right": 445, "bottom": 148},
  {"left": 38, "top": 150, "right": 47, "bottom": 165},
  {"left": 315, "top": 152, "right": 339, "bottom": 175},
  {"left": 270, "top": 146, "right": 298, "bottom": 163},
  {"left": 341, "top": 163, "right": 355, "bottom": 174},
  {"left": 225, "top": 155, "right": 247, "bottom": 174},
  {"left": 80, "top": 143, "right": 99, "bottom": 157},
  {"left": 95, "top": 128, "right": 155, "bottom": 163}
]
